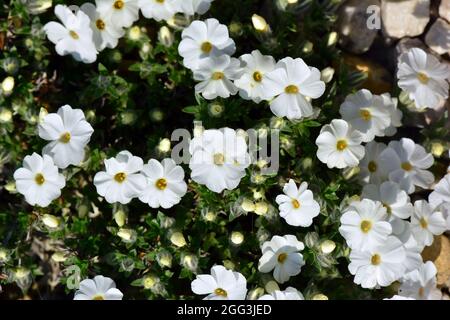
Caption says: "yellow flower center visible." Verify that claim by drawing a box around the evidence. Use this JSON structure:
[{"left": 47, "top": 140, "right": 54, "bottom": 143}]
[
  {"left": 96, "top": 19, "right": 106, "bottom": 30},
  {"left": 368, "top": 161, "right": 377, "bottom": 173},
  {"left": 214, "top": 288, "right": 228, "bottom": 297},
  {"left": 213, "top": 153, "right": 225, "bottom": 165},
  {"left": 212, "top": 72, "right": 224, "bottom": 80},
  {"left": 114, "top": 172, "right": 127, "bottom": 183},
  {"left": 360, "top": 220, "right": 372, "bottom": 233},
  {"left": 114, "top": 0, "right": 124, "bottom": 9},
  {"left": 69, "top": 30, "right": 79, "bottom": 39},
  {"left": 371, "top": 254, "right": 381, "bottom": 266},
  {"left": 253, "top": 71, "right": 263, "bottom": 82},
  {"left": 277, "top": 253, "right": 288, "bottom": 264},
  {"left": 59, "top": 132, "right": 71, "bottom": 143},
  {"left": 383, "top": 203, "right": 392, "bottom": 216},
  {"left": 155, "top": 178, "right": 167, "bottom": 190},
  {"left": 417, "top": 72, "right": 429, "bottom": 84},
  {"left": 201, "top": 41, "right": 213, "bottom": 53},
  {"left": 292, "top": 199, "right": 301, "bottom": 209},
  {"left": 92, "top": 295, "right": 105, "bottom": 300},
  {"left": 35, "top": 173, "right": 45, "bottom": 185},
  {"left": 401, "top": 162, "right": 413, "bottom": 172},
  {"left": 285, "top": 85, "right": 299, "bottom": 94},
  {"left": 419, "top": 217, "right": 428, "bottom": 229},
  {"left": 360, "top": 109, "right": 372, "bottom": 121},
  {"left": 156, "top": 0, "right": 165, "bottom": 3},
  {"left": 336, "top": 140, "right": 348, "bottom": 151}
]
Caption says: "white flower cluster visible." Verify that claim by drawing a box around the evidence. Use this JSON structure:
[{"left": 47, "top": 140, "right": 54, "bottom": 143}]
[
  {"left": 14, "top": 105, "right": 94, "bottom": 207},
  {"left": 179, "top": 19, "right": 326, "bottom": 120},
  {"left": 44, "top": 1, "right": 215, "bottom": 63}
]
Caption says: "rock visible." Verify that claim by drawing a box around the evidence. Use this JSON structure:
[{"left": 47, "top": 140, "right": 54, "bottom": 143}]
[
  {"left": 425, "top": 18, "right": 450, "bottom": 55},
  {"left": 440, "top": 0, "right": 450, "bottom": 22},
  {"left": 422, "top": 235, "right": 450, "bottom": 287},
  {"left": 395, "top": 38, "right": 427, "bottom": 57},
  {"left": 381, "top": 0, "right": 430, "bottom": 39},
  {"left": 337, "top": 0, "right": 380, "bottom": 54}
]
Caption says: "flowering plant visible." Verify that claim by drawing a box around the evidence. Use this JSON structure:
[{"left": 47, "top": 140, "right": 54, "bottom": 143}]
[{"left": 0, "top": 0, "right": 449, "bottom": 300}]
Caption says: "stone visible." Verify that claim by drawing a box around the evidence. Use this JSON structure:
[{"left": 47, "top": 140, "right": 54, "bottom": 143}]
[
  {"left": 337, "top": 0, "right": 380, "bottom": 54},
  {"left": 440, "top": 0, "right": 450, "bottom": 22},
  {"left": 422, "top": 235, "right": 450, "bottom": 287},
  {"left": 395, "top": 37, "right": 427, "bottom": 57},
  {"left": 425, "top": 18, "right": 450, "bottom": 55},
  {"left": 381, "top": 0, "right": 430, "bottom": 39}
]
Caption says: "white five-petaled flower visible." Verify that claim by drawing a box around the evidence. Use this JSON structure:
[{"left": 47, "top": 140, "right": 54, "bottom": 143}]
[
  {"left": 275, "top": 179, "right": 320, "bottom": 227},
  {"left": 262, "top": 57, "right": 325, "bottom": 120},
  {"left": 362, "top": 181, "right": 413, "bottom": 220},
  {"left": 138, "top": 0, "right": 177, "bottom": 21},
  {"left": 399, "top": 261, "right": 442, "bottom": 300},
  {"left": 315, "top": 119, "right": 365, "bottom": 169},
  {"left": 38, "top": 105, "right": 94, "bottom": 169},
  {"left": 358, "top": 141, "right": 388, "bottom": 185},
  {"left": 189, "top": 128, "right": 250, "bottom": 193},
  {"left": 379, "top": 138, "right": 434, "bottom": 194},
  {"left": 258, "top": 287, "right": 304, "bottom": 300},
  {"left": 348, "top": 236, "right": 406, "bottom": 289},
  {"left": 193, "top": 55, "right": 242, "bottom": 99},
  {"left": 410, "top": 200, "right": 446, "bottom": 247},
  {"left": 93, "top": 151, "right": 147, "bottom": 204},
  {"left": 429, "top": 173, "right": 450, "bottom": 208},
  {"left": 96, "top": 0, "right": 139, "bottom": 29},
  {"left": 339, "top": 199, "right": 392, "bottom": 251},
  {"left": 139, "top": 158, "right": 187, "bottom": 209},
  {"left": 234, "top": 50, "right": 276, "bottom": 103},
  {"left": 174, "top": 0, "right": 214, "bottom": 15},
  {"left": 258, "top": 235, "right": 305, "bottom": 284},
  {"left": 14, "top": 153, "right": 66, "bottom": 207},
  {"left": 178, "top": 18, "right": 236, "bottom": 70},
  {"left": 339, "top": 89, "right": 391, "bottom": 143},
  {"left": 43, "top": 5, "right": 97, "bottom": 63},
  {"left": 397, "top": 47, "right": 450, "bottom": 110},
  {"left": 80, "top": 3, "right": 125, "bottom": 51},
  {"left": 191, "top": 265, "right": 247, "bottom": 300},
  {"left": 74, "top": 275, "right": 123, "bottom": 300}
]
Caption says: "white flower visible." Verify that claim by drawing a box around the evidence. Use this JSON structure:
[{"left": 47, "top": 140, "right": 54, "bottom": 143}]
[
  {"left": 96, "top": 0, "right": 139, "bottom": 29},
  {"left": 258, "top": 235, "right": 305, "bottom": 284},
  {"left": 429, "top": 173, "right": 450, "bottom": 208},
  {"left": 174, "top": 0, "right": 213, "bottom": 15},
  {"left": 191, "top": 265, "right": 247, "bottom": 300},
  {"left": 43, "top": 5, "right": 97, "bottom": 63},
  {"left": 379, "top": 138, "right": 434, "bottom": 194},
  {"left": 14, "top": 153, "right": 65, "bottom": 207},
  {"left": 93, "top": 151, "right": 147, "bottom": 204},
  {"left": 189, "top": 128, "right": 250, "bottom": 193},
  {"left": 348, "top": 236, "right": 406, "bottom": 289},
  {"left": 339, "top": 89, "right": 391, "bottom": 142},
  {"left": 362, "top": 181, "right": 413, "bottom": 219},
  {"left": 234, "top": 50, "right": 276, "bottom": 103},
  {"left": 315, "top": 119, "right": 365, "bottom": 169},
  {"left": 384, "top": 295, "right": 415, "bottom": 300},
  {"left": 399, "top": 261, "right": 442, "bottom": 300},
  {"left": 410, "top": 200, "right": 446, "bottom": 247},
  {"left": 193, "top": 55, "right": 242, "bottom": 99},
  {"left": 380, "top": 93, "right": 402, "bottom": 136},
  {"left": 138, "top": 0, "right": 177, "bottom": 21},
  {"left": 397, "top": 47, "right": 450, "bottom": 110},
  {"left": 80, "top": 3, "right": 125, "bottom": 51},
  {"left": 339, "top": 199, "right": 391, "bottom": 251},
  {"left": 178, "top": 18, "right": 235, "bottom": 70},
  {"left": 401, "top": 234, "right": 423, "bottom": 273},
  {"left": 275, "top": 179, "right": 320, "bottom": 227},
  {"left": 139, "top": 158, "right": 187, "bottom": 209},
  {"left": 74, "top": 275, "right": 123, "bottom": 300},
  {"left": 258, "top": 287, "right": 304, "bottom": 300},
  {"left": 358, "top": 141, "right": 388, "bottom": 185},
  {"left": 262, "top": 57, "right": 325, "bottom": 120},
  {"left": 38, "top": 105, "right": 94, "bottom": 169}
]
